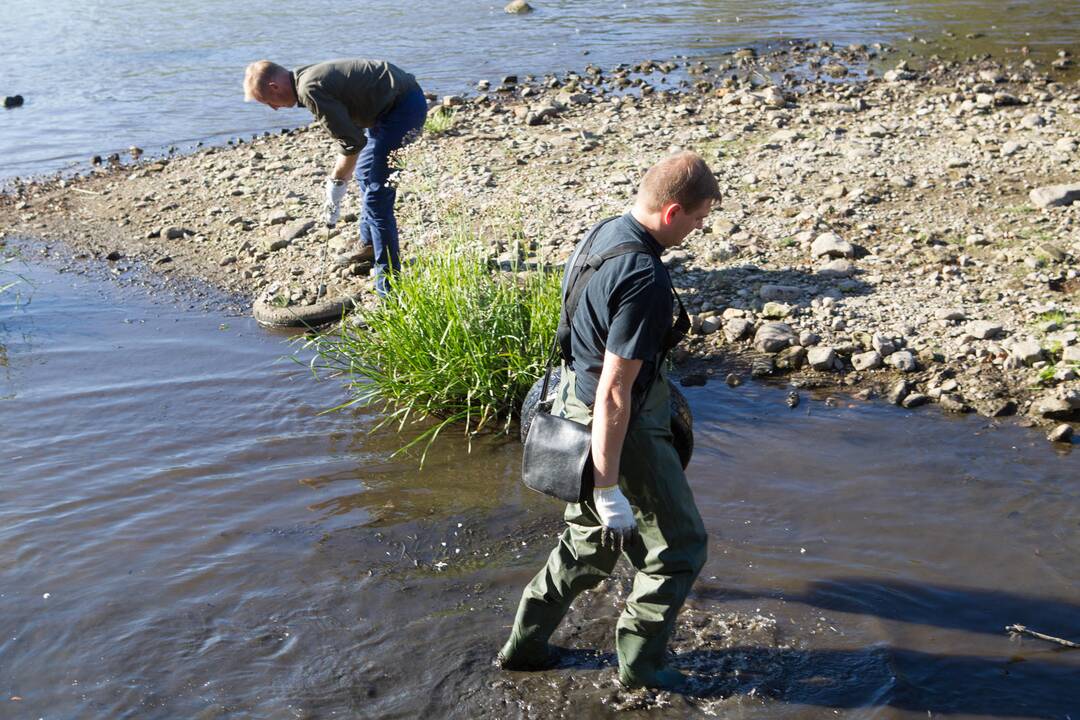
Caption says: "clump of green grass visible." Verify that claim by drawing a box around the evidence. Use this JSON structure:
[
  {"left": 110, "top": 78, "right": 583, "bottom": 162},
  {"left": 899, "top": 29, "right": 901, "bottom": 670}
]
[
  {"left": 304, "top": 237, "right": 561, "bottom": 461},
  {"left": 424, "top": 107, "right": 457, "bottom": 135}
]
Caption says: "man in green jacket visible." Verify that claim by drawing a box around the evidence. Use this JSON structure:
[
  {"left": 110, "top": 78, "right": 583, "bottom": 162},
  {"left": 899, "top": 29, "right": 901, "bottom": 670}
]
[
  {"left": 498, "top": 151, "right": 720, "bottom": 691},
  {"left": 244, "top": 59, "right": 427, "bottom": 296}
]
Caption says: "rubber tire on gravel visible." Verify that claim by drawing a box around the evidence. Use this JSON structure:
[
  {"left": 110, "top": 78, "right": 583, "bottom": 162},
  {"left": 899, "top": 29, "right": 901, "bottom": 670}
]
[
  {"left": 519, "top": 367, "right": 694, "bottom": 470},
  {"left": 252, "top": 292, "right": 365, "bottom": 328}
]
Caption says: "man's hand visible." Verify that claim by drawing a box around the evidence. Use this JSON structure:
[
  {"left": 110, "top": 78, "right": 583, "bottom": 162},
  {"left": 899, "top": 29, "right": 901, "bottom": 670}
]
[
  {"left": 323, "top": 177, "right": 348, "bottom": 227},
  {"left": 593, "top": 484, "right": 638, "bottom": 553}
]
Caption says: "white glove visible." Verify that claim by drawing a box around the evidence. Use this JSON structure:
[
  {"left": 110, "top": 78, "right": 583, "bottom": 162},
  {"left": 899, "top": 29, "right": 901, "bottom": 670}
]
[
  {"left": 593, "top": 484, "right": 638, "bottom": 553},
  {"left": 323, "top": 177, "right": 348, "bottom": 227}
]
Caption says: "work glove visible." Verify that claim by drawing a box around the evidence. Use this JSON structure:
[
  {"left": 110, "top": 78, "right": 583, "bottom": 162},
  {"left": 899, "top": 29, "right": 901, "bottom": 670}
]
[
  {"left": 323, "top": 177, "right": 348, "bottom": 227},
  {"left": 593, "top": 483, "right": 638, "bottom": 553}
]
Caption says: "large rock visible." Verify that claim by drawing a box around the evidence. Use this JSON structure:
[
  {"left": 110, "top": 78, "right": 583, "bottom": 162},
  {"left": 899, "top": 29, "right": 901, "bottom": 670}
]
[
  {"left": 1030, "top": 183, "right": 1080, "bottom": 209},
  {"left": 886, "top": 350, "right": 918, "bottom": 372},
  {"left": 967, "top": 320, "right": 1003, "bottom": 340},
  {"left": 1032, "top": 394, "right": 1078, "bottom": 420},
  {"left": 504, "top": 0, "right": 533, "bottom": 13},
  {"left": 724, "top": 318, "right": 754, "bottom": 342},
  {"left": 811, "top": 232, "right": 855, "bottom": 259},
  {"left": 281, "top": 219, "right": 316, "bottom": 242},
  {"left": 851, "top": 350, "right": 883, "bottom": 371},
  {"left": 753, "top": 323, "right": 797, "bottom": 354},
  {"left": 1009, "top": 340, "right": 1044, "bottom": 366},
  {"left": 807, "top": 346, "right": 837, "bottom": 371}
]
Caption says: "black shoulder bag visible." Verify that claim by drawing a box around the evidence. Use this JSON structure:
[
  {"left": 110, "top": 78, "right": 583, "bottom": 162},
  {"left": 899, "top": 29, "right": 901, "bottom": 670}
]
[{"left": 521, "top": 220, "right": 690, "bottom": 503}]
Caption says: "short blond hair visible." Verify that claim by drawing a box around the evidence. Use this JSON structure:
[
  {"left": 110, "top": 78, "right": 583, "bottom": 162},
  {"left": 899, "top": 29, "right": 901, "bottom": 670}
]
[
  {"left": 243, "top": 60, "right": 287, "bottom": 101},
  {"left": 637, "top": 151, "right": 721, "bottom": 212}
]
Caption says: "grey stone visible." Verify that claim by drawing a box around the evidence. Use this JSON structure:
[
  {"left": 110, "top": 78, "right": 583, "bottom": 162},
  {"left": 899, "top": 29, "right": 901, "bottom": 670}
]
[
  {"left": 936, "top": 308, "right": 966, "bottom": 322},
  {"left": 699, "top": 316, "right": 723, "bottom": 335},
  {"left": 775, "top": 346, "right": 807, "bottom": 370},
  {"left": 851, "top": 350, "right": 883, "bottom": 371},
  {"left": 759, "top": 284, "right": 802, "bottom": 302},
  {"left": 1033, "top": 395, "right": 1076, "bottom": 420},
  {"left": 1030, "top": 183, "right": 1080, "bottom": 209},
  {"left": 988, "top": 399, "right": 1018, "bottom": 417},
  {"left": 799, "top": 331, "right": 820, "bottom": 347},
  {"left": 872, "top": 334, "right": 898, "bottom": 356},
  {"left": 1048, "top": 424, "right": 1074, "bottom": 443},
  {"left": 761, "top": 302, "right": 792, "bottom": 320},
  {"left": 968, "top": 320, "right": 1003, "bottom": 340},
  {"left": 750, "top": 358, "right": 775, "bottom": 378},
  {"left": 1009, "top": 340, "right": 1044, "bottom": 365},
  {"left": 901, "top": 393, "right": 930, "bottom": 408},
  {"left": 818, "top": 258, "right": 855, "bottom": 277},
  {"left": 811, "top": 232, "right": 855, "bottom": 259},
  {"left": 264, "top": 236, "right": 291, "bottom": 252},
  {"left": 725, "top": 373, "right": 742, "bottom": 387},
  {"left": 753, "top": 322, "right": 798, "bottom": 353},
  {"left": 1063, "top": 345, "right": 1080, "bottom": 363},
  {"left": 768, "top": 129, "right": 803, "bottom": 144},
  {"left": 886, "top": 350, "right": 918, "bottom": 372},
  {"left": 807, "top": 346, "right": 837, "bottom": 371},
  {"left": 724, "top": 318, "right": 754, "bottom": 342},
  {"left": 1020, "top": 113, "right": 1046, "bottom": 129},
  {"left": 280, "top": 219, "right": 316, "bottom": 242},
  {"left": 822, "top": 183, "right": 847, "bottom": 199},
  {"left": 939, "top": 394, "right": 972, "bottom": 413},
  {"left": 887, "top": 380, "right": 911, "bottom": 405},
  {"left": 267, "top": 209, "right": 292, "bottom": 226},
  {"left": 1001, "top": 140, "right": 1023, "bottom": 157},
  {"left": 1036, "top": 243, "right": 1067, "bottom": 263},
  {"left": 165, "top": 226, "right": 191, "bottom": 240}
]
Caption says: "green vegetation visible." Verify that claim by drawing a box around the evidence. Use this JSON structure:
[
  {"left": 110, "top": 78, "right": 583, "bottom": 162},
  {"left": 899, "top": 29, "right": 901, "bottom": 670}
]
[
  {"left": 303, "top": 231, "right": 562, "bottom": 461},
  {"left": 424, "top": 107, "right": 457, "bottom": 136}
]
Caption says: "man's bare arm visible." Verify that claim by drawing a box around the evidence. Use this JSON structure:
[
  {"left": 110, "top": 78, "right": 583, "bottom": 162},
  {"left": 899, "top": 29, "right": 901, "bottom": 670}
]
[
  {"left": 592, "top": 350, "right": 643, "bottom": 488},
  {"left": 331, "top": 152, "right": 358, "bottom": 182}
]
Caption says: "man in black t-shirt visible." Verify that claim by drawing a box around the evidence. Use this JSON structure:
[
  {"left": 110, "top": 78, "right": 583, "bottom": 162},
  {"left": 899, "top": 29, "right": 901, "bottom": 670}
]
[{"left": 498, "top": 152, "right": 721, "bottom": 691}]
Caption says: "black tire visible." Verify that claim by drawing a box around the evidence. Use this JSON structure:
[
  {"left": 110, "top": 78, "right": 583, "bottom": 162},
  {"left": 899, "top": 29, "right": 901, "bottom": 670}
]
[{"left": 520, "top": 367, "right": 694, "bottom": 469}]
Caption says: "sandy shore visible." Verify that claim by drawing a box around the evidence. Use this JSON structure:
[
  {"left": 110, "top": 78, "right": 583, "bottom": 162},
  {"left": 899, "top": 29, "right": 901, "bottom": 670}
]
[{"left": 2, "top": 41, "right": 1078, "bottom": 438}]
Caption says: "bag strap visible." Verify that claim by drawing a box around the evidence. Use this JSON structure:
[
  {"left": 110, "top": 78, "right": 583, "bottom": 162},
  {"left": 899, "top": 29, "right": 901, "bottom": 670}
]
[{"left": 541, "top": 216, "right": 689, "bottom": 415}]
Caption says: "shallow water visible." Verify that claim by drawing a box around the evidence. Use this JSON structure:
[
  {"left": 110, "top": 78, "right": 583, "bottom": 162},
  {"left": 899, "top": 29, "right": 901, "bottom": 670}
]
[
  {"left": 2, "top": 0, "right": 1079, "bottom": 179},
  {"left": 1, "top": 255, "right": 1077, "bottom": 718}
]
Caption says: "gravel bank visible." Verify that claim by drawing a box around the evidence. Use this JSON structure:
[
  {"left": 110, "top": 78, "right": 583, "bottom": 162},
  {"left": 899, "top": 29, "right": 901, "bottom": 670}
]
[{"left": 2, "top": 41, "right": 1078, "bottom": 436}]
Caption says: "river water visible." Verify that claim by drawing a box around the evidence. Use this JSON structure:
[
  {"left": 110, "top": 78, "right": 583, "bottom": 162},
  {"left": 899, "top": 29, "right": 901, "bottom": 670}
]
[
  {"left": 2, "top": 254, "right": 1077, "bottom": 718},
  {"left": 2, "top": 0, "right": 1080, "bottom": 180}
]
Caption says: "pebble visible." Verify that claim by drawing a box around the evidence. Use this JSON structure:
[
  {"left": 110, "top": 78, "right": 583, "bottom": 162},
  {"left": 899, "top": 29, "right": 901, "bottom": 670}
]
[
  {"left": 901, "top": 393, "right": 930, "bottom": 409},
  {"left": 504, "top": 0, "right": 533, "bottom": 13},
  {"left": 807, "top": 346, "right": 837, "bottom": 371},
  {"left": 852, "top": 350, "right": 883, "bottom": 371},
  {"left": 1030, "top": 183, "right": 1080, "bottom": 209},
  {"left": 725, "top": 373, "right": 741, "bottom": 388},
  {"left": 811, "top": 232, "right": 855, "bottom": 259},
  {"left": 967, "top": 321, "right": 1003, "bottom": 340},
  {"left": 886, "top": 350, "right": 918, "bottom": 372}
]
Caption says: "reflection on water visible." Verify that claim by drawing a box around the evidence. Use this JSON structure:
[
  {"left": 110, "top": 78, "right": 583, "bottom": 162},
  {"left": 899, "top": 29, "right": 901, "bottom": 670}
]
[
  {"left": 2, "top": 0, "right": 1079, "bottom": 178},
  {"left": 0, "top": 258, "right": 1077, "bottom": 718}
]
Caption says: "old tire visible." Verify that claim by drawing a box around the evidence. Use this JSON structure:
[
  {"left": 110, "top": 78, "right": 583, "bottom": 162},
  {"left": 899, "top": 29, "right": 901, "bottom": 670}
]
[
  {"left": 519, "top": 367, "right": 694, "bottom": 469},
  {"left": 253, "top": 292, "right": 365, "bottom": 328}
]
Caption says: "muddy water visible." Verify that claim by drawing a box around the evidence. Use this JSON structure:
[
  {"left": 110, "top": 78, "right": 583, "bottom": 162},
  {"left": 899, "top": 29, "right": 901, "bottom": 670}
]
[{"left": 1, "top": 258, "right": 1078, "bottom": 719}]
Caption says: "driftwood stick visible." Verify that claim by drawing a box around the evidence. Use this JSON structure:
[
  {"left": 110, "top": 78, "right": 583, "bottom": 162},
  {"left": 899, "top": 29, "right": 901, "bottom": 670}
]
[
  {"left": 71, "top": 188, "right": 101, "bottom": 196},
  {"left": 1006, "top": 624, "right": 1080, "bottom": 649}
]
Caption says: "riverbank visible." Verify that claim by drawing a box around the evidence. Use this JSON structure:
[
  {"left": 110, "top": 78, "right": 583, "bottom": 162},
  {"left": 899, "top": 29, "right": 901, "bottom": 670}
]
[{"left": 1, "top": 40, "right": 1078, "bottom": 438}]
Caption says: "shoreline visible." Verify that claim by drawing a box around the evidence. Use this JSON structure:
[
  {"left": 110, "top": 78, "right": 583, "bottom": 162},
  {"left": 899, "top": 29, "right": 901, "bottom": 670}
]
[{"left": 1, "top": 40, "right": 1078, "bottom": 441}]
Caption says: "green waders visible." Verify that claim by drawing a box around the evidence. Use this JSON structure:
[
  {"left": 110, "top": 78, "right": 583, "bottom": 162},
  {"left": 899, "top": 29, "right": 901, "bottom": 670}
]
[{"left": 501, "top": 367, "right": 708, "bottom": 686}]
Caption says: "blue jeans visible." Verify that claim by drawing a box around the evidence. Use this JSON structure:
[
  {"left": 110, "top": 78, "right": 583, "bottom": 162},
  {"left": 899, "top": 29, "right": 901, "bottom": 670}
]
[{"left": 355, "top": 87, "right": 427, "bottom": 296}]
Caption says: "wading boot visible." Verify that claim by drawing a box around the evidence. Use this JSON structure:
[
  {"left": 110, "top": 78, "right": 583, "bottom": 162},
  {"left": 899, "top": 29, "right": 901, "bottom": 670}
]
[
  {"left": 494, "top": 643, "right": 562, "bottom": 672},
  {"left": 617, "top": 666, "right": 695, "bottom": 694}
]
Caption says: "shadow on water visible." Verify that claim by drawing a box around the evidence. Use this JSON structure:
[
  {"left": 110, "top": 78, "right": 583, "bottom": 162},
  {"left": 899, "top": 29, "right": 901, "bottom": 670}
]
[{"left": 704, "top": 578, "right": 1080, "bottom": 641}]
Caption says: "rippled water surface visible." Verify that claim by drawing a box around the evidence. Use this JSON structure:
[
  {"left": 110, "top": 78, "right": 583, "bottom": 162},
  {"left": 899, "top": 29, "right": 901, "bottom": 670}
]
[
  {"left": 1, "top": 0, "right": 1079, "bottom": 178},
  {"left": 2, "top": 258, "right": 1077, "bottom": 718}
]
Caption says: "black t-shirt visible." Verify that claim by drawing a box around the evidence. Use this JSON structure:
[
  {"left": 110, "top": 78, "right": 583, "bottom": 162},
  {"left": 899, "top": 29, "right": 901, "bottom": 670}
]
[{"left": 563, "top": 213, "right": 674, "bottom": 407}]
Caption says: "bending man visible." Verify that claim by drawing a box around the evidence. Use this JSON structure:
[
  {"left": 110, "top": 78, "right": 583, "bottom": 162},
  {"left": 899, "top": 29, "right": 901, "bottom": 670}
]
[
  {"left": 499, "top": 151, "right": 720, "bottom": 690},
  {"left": 244, "top": 58, "right": 427, "bottom": 296}
]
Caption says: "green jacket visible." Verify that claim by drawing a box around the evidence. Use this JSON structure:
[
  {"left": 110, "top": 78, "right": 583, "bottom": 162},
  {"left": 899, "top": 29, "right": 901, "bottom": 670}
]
[{"left": 292, "top": 59, "right": 420, "bottom": 155}]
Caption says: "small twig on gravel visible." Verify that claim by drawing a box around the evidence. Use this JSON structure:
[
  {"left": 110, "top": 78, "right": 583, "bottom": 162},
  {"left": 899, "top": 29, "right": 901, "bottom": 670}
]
[
  {"left": 71, "top": 188, "right": 101, "bottom": 196},
  {"left": 1006, "top": 624, "right": 1080, "bottom": 649}
]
